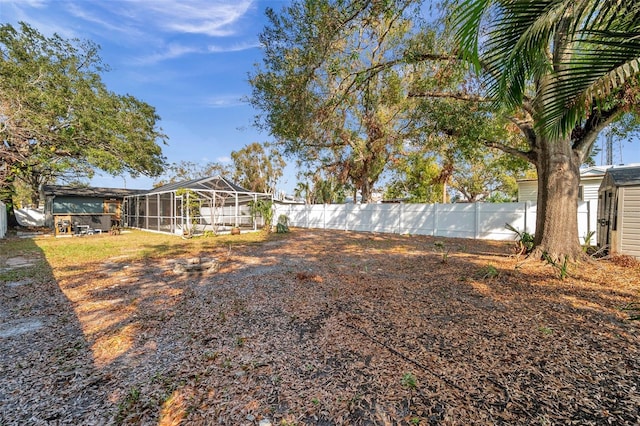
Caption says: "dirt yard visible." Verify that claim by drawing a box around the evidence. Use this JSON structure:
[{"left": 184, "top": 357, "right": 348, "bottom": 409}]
[{"left": 1, "top": 229, "right": 639, "bottom": 425}]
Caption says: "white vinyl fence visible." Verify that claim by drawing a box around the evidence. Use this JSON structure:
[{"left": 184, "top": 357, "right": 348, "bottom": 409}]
[
  {"left": 0, "top": 201, "right": 7, "bottom": 238},
  {"left": 275, "top": 201, "right": 598, "bottom": 244}
]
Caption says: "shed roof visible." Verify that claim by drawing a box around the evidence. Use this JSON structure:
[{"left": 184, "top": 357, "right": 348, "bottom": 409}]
[
  {"left": 43, "top": 185, "right": 145, "bottom": 198},
  {"left": 602, "top": 166, "right": 640, "bottom": 187},
  {"left": 145, "top": 175, "right": 268, "bottom": 195}
]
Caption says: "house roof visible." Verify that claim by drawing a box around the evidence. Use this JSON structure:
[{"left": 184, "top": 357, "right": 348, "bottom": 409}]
[
  {"left": 602, "top": 166, "right": 640, "bottom": 187},
  {"left": 580, "top": 165, "right": 611, "bottom": 177},
  {"left": 145, "top": 175, "right": 269, "bottom": 195},
  {"left": 517, "top": 165, "right": 632, "bottom": 183},
  {"left": 43, "top": 185, "right": 145, "bottom": 198}
]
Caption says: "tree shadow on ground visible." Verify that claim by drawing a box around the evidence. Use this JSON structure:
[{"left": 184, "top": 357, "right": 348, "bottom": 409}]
[
  {"left": 0, "top": 235, "right": 110, "bottom": 424},
  {"left": 3, "top": 229, "right": 639, "bottom": 425}
]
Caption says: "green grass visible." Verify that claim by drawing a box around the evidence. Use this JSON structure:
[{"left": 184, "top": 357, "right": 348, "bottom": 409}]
[
  {"left": 1, "top": 237, "right": 45, "bottom": 256},
  {"left": 32, "top": 229, "right": 280, "bottom": 268},
  {"left": 0, "top": 261, "right": 50, "bottom": 283},
  {"left": 1, "top": 229, "right": 288, "bottom": 286},
  {"left": 0, "top": 237, "right": 52, "bottom": 283}
]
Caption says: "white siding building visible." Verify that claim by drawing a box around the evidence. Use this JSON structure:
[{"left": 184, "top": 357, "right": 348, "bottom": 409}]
[{"left": 517, "top": 166, "right": 611, "bottom": 203}]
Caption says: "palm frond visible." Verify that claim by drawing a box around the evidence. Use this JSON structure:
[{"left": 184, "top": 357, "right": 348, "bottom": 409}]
[
  {"left": 455, "top": 0, "right": 568, "bottom": 108},
  {"left": 453, "top": 0, "right": 492, "bottom": 70},
  {"left": 454, "top": 0, "right": 640, "bottom": 138},
  {"left": 540, "top": 2, "right": 640, "bottom": 137}
]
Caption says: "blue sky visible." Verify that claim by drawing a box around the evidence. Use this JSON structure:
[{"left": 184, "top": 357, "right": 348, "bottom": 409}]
[
  {"left": 0, "top": 0, "right": 298, "bottom": 192},
  {"left": 1, "top": 0, "right": 639, "bottom": 195}
]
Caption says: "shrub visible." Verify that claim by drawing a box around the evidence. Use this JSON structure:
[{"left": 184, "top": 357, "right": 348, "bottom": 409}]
[
  {"left": 505, "top": 223, "right": 534, "bottom": 255},
  {"left": 276, "top": 214, "right": 290, "bottom": 233}
]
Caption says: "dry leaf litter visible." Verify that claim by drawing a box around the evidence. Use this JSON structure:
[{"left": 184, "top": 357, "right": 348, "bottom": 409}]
[{"left": 1, "top": 229, "right": 639, "bottom": 425}]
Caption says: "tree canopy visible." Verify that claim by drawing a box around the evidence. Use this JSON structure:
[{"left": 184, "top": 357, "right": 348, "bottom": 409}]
[
  {"left": 153, "top": 160, "right": 232, "bottom": 188},
  {"left": 231, "top": 142, "right": 285, "bottom": 194},
  {"left": 0, "top": 22, "right": 166, "bottom": 204},
  {"left": 251, "top": 0, "right": 430, "bottom": 203},
  {"left": 252, "top": 0, "right": 532, "bottom": 206},
  {"left": 384, "top": 152, "right": 442, "bottom": 203}
]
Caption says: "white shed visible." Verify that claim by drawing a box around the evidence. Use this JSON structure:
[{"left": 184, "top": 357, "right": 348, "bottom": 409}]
[{"left": 597, "top": 166, "right": 640, "bottom": 259}]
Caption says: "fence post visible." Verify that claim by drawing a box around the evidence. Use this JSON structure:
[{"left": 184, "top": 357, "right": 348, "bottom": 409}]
[
  {"left": 586, "top": 199, "right": 591, "bottom": 236},
  {"left": 474, "top": 203, "right": 481, "bottom": 239},
  {"left": 345, "top": 204, "right": 349, "bottom": 232},
  {"left": 587, "top": 199, "right": 597, "bottom": 244},
  {"left": 433, "top": 203, "right": 439, "bottom": 237},
  {"left": 0, "top": 201, "right": 6, "bottom": 239},
  {"left": 323, "top": 203, "right": 327, "bottom": 230}
]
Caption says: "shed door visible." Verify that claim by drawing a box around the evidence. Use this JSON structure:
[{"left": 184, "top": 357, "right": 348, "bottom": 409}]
[
  {"left": 597, "top": 189, "right": 614, "bottom": 248},
  {"left": 619, "top": 187, "right": 640, "bottom": 259}
]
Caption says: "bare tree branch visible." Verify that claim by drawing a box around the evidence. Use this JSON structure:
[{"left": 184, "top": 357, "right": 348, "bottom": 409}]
[
  {"left": 406, "top": 53, "right": 461, "bottom": 63},
  {"left": 480, "top": 138, "right": 536, "bottom": 164},
  {"left": 572, "top": 105, "right": 621, "bottom": 160},
  {"left": 505, "top": 115, "right": 537, "bottom": 150},
  {"left": 408, "top": 91, "right": 492, "bottom": 102}
]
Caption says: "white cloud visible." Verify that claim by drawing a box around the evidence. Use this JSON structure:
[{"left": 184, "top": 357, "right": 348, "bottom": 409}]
[
  {"left": 136, "top": 43, "right": 203, "bottom": 65},
  {"left": 203, "top": 95, "right": 246, "bottom": 108},
  {"left": 66, "top": 3, "right": 137, "bottom": 36},
  {"left": 4, "top": 0, "right": 258, "bottom": 66},
  {"left": 3, "top": 0, "right": 46, "bottom": 7},
  {"left": 208, "top": 41, "right": 260, "bottom": 53},
  {"left": 115, "top": 0, "right": 255, "bottom": 37},
  {"left": 1, "top": 1, "right": 77, "bottom": 38},
  {"left": 149, "top": 0, "right": 253, "bottom": 36},
  {"left": 217, "top": 156, "right": 232, "bottom": 163}
]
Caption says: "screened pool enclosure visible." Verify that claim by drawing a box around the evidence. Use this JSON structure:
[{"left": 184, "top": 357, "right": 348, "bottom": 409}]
[{"left": 122, "top": 176, "right": 272, "bottom": 235}]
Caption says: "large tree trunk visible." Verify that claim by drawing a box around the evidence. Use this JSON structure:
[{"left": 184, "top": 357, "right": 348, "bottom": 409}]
[
  {"left": 357, "top": 159, "right": 373, "bottom": 203},
  {"left": 1, "top": 194, "right": 19, "bottom": 228},
  {"left": 361, "top": 178, "right": 372, "bottom": 204},
  {"left": 533, "top": 137, "right": 585, "bottom": 261}
]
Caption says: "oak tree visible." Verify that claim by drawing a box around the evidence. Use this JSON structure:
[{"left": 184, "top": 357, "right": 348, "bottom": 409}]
[
  {"left": 250, "top": 0, "right": 426, "bottom": 203},
  {"left": 231, "top": 142, "right": 285, "bottom": 194},
  {"left": 0, "top": 23, "right": 166, "bottom": 206},
  {"left": 154, "top": 160, "right": 232, "bottom": 187}
]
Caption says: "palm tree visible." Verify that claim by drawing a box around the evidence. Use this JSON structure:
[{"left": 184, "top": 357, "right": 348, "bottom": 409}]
[
  {"left": 454, "top": 0, "right": 640, "bottom": 260},
  {"left": 294, "top": 181, "right": 311, "bottom": 204}
]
